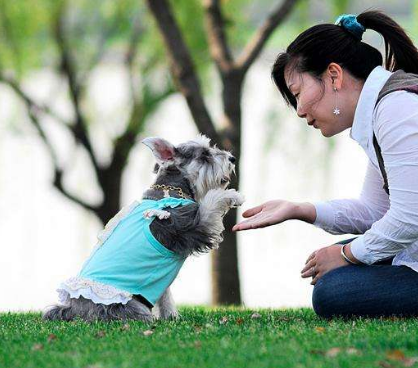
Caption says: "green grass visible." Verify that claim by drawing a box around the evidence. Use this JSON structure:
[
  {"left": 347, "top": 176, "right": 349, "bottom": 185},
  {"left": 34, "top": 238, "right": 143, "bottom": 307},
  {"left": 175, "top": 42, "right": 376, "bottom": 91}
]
[{"left": 1, "top": 307, "right": 418, "bottom": 368}]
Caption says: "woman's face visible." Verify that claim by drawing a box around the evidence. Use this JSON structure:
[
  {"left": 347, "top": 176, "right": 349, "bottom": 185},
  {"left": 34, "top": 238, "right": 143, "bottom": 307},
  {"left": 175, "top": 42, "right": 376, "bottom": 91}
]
[{"left": 284, "top": 65, "right": 357, "bottom": 137}]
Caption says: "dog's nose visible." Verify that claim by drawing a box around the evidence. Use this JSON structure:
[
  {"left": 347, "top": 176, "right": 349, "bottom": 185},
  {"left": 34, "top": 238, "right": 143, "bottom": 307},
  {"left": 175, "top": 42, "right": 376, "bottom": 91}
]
[{"left": 229, "top": 156, "right": 236, "bottom": 164}]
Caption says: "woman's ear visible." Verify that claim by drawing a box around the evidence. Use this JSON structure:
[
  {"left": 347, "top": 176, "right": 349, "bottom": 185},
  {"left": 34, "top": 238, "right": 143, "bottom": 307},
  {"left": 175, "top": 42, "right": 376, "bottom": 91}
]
[
  {"left": 327, "top": 63, "right": 343, "bottom": 90},
  {"left": 142, "top": 137, "right": 176, "bottom": 163}
]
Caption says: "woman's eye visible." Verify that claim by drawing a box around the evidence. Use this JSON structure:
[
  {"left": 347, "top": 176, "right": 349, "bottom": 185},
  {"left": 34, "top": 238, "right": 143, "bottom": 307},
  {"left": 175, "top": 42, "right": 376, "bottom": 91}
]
[{"left": 294, "top": 93, "right": 300, "bottom": 99}]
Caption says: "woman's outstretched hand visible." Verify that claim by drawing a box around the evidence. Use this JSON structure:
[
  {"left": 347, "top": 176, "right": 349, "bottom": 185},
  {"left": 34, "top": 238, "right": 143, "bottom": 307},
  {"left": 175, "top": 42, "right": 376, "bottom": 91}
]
[{"left": 232, "top": 200, "right": 316, "bottom": 231}]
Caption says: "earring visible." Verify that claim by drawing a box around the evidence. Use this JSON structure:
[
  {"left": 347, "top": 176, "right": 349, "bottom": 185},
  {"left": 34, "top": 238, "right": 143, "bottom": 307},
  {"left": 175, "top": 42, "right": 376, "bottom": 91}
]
[{"left": 333, "top": 86, "right": 340, "bottom": 116}]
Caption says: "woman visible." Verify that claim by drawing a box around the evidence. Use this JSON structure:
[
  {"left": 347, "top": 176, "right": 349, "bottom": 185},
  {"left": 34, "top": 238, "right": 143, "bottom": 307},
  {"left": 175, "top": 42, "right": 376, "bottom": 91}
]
[{"left": 233, "top": 10, "right": 418, "bottom": 318}]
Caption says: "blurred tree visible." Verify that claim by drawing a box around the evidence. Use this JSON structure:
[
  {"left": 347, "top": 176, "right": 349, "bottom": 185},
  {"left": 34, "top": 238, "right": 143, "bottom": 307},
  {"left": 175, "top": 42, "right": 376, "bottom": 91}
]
[
  {"left": 146, "top": 0, "right": 301, "bottom": 305},
  {"left": 0, "top": 0, "right": 181, "bottom": 224},
  {"left": 412, "top": 1, "right": 418, "bottom": 39},
  {"left": 330, "top": 0, "right": 350, "bottom": 18}
]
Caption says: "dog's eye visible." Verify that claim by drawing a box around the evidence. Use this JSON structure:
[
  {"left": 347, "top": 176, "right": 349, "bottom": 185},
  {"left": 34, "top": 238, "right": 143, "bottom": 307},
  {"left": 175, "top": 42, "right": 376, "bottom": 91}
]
[{"left": 221, "top": 178, "right": 228, "bottom": 184}]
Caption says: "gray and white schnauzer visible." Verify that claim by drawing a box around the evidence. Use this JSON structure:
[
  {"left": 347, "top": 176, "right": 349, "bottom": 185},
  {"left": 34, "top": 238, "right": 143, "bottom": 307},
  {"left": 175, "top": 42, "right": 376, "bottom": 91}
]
[{"left": 43, "top": 135, "right": 244, "bottom": 322}]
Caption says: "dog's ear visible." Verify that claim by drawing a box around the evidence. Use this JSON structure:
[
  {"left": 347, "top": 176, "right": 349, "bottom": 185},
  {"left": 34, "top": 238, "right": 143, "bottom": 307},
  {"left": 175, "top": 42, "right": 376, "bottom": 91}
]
[{"left": 142, "top": 137, "right": 176, "bottom": 162}]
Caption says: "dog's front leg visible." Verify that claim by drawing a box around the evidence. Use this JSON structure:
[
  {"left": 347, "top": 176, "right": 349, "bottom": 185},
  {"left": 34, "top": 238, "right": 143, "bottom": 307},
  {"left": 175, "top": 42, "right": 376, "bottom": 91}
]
[
  {"left": 197, "top": 188, "right": 245, "bottom": 249},
  {"left": 154, "top": 287, "right": 179, "bottom": 320},
  {"left": 201, "top": 188, "right": 245, "bottom": 216}
]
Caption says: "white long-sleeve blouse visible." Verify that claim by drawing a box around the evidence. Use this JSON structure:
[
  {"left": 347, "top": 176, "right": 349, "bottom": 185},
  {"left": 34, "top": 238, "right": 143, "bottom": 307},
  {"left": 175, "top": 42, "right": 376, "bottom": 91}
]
[{"left": 313, "top": 66, "right": 418, "bottom": 272}]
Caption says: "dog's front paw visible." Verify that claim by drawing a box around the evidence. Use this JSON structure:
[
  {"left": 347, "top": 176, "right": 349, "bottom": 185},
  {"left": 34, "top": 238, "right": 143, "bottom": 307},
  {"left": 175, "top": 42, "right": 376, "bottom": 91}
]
[
  {"left": 143, "top": 209, "right": 171, "bottom": 220},
  {"left": 225, "top": 189, "right": 245, "bottom": 208}
]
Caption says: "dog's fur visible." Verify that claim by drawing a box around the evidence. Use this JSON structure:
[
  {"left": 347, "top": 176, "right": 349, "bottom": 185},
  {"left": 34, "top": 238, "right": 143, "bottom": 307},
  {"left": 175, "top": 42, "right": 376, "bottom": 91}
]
[{"left": 43, "top": 135, "right": 244, "bottom": 322}]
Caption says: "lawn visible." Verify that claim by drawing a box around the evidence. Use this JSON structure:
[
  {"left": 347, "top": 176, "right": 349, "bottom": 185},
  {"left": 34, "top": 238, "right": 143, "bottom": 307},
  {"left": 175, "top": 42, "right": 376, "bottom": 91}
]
[{"left": 1, "top": 307, "right": 418, "bottom": 368}]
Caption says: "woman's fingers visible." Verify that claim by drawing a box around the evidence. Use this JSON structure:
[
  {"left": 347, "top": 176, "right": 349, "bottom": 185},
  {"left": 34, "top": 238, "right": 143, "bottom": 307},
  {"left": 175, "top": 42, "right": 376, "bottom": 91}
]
[
  {"left": 301, "top": 258, "right": 316, "bottom": 273},
  {"left": 305, "top": 250, "right": 317, "bottom": 264},
  {"left": 232, "top": 212, "right": 267, "bottom": 231},
  {"left": 233, "top": 207, "right": 262, "bottom": 231},
  {"left": 301, "top": 268, "right": 317, "bottom": 278},
  {"left": 242, "top": 205, "right": 264, "bottom": 218},
  {"left": 301, "top": 258, "right": 316, "bottom": 277},
  {"left": 232, "top": 223, "right": 252, "bottom": 231},
  {"left": 311, "top": 272, "right": 321, "bottom": 285},
  {"left": 232, "top": 219, "right": 264, "bottom": 231}
]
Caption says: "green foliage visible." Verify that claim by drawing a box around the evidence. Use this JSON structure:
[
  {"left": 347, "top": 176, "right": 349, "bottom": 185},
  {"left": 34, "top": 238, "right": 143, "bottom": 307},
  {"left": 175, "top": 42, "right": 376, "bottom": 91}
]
[
  {"left": 221, "top": 0, "right": 308, "bottom": 51},
  {"left": 221, "top": 0, "right": 259, "bottom": 49},
  {"left": 406, "top": 2, "right": 418, "bottom": 42},
  {"left": 0, "top": 0, "right": 178, "bottom": 134},
  {"left": 171, "top": 0, "right": 210, "bottom": 76},
  {"left": 2, "top": 307, "right": 418, "bottom": 368},
  {"left": 330, "top": 0, "right": 351, "bottom": 18},
  {"left": 256, "top": 0, "right": 311, "bottom": 51},
  {"left": 0, "top": 0, "right": 56, "bottom": 73},
  {"left": 0, "top": 0, "right": 167, "bottom": 76}
]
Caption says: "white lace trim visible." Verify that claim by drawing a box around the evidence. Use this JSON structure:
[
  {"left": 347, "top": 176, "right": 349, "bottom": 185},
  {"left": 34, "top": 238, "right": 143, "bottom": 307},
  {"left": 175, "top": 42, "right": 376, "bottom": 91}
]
[
  {"left": 58, "top": 277, "right": 132, "bottom": 305},
  {"left": 96, "top": 200, "right": 140, "bottom": 247}
]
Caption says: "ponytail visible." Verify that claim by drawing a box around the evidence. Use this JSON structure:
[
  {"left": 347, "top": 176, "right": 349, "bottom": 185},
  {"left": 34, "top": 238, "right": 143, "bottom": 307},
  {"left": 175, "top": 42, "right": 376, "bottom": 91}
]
[{"left": 357, "top": 10, "right": 418, "bottom": 74}]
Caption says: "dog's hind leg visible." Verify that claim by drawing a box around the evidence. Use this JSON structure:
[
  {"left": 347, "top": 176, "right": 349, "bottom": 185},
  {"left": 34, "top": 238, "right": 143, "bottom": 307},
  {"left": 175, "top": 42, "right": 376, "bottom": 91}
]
[
  {"left": 100, "top": 298, "right": 153, "bottom": 322},
  {"left": 154, "top": 287, "right": 178, "bottom": 320},
  {"left": 43, "top": 296, "right": 153, "bottom": 322}
]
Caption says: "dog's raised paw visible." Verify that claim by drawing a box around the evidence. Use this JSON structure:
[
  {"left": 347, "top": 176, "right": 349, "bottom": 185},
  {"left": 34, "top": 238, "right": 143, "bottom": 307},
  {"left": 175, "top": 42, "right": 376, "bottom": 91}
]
[
  {"left": 233, "top": 193, "right": 245, "bottom": 207},
  {"left": 224, "top": 189, "right": 245, "bottom": 207}
]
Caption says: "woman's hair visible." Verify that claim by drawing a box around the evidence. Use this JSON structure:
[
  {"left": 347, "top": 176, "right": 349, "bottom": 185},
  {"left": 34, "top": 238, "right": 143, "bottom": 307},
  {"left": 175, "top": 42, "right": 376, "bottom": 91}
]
[{"left": 272, "top": 10, "right": 418, "bottom": 109}]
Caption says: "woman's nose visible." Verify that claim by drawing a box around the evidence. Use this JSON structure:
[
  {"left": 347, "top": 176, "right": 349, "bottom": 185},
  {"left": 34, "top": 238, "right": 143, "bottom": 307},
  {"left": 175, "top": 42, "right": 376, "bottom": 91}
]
[{"left": 297, "top": 105, "right": 306, "bottom": 119}]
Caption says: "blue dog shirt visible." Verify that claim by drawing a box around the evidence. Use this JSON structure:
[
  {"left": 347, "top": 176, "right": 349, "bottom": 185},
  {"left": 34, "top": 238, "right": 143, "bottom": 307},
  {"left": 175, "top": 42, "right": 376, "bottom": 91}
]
[{"left": 58, "top": 197, "right": 194, "bottom": 306}]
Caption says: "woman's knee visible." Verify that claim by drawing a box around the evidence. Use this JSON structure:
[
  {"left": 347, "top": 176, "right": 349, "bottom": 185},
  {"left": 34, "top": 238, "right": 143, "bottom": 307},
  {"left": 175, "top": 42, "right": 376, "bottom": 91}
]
[
  {"left": 312, "top": 266, "right": 352, "bottom": 318},
  {"left": 313, "top": 264, "right": 418, "bottom": 318}
]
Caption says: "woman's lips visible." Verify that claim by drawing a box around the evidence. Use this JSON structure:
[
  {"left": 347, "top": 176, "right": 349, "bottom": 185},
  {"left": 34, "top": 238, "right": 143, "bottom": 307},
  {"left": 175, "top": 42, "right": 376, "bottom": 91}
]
[{"left": 308, "top": 119, "right": 316, "bottom": 127}]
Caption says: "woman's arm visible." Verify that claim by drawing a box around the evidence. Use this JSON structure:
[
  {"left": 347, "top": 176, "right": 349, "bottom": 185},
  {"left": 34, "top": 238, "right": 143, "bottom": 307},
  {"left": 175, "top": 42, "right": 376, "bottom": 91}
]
[
  {"left": 232, "top": 162, "right": 389, "bottom": 232},
  {"left": 313, "top": 161, "right": 390, "bottom": 235},
  {"left": 350, "top": 91, "right": 418, "bottom": 264}
]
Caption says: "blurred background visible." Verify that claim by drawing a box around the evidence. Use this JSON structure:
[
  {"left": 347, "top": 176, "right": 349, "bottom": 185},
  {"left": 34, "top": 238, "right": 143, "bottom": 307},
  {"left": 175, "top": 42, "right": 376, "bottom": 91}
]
[{"left": 0, "top": 0, "right": 417, "bottom": 312}]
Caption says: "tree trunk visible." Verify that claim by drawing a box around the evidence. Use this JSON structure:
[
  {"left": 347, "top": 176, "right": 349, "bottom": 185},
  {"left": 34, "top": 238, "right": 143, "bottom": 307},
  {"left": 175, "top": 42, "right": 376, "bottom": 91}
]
[
  {"left": 96, "top": 166, "right": 123, "bottom": 225},
  {"left": 211, "top": 207, "right": 241, "bottom": 304},
  {"left": 144, "top": 0, "right": 299, "bottom": 306},
  {"left": 211, "top": 70, "right": 243, "bottom": 305}
]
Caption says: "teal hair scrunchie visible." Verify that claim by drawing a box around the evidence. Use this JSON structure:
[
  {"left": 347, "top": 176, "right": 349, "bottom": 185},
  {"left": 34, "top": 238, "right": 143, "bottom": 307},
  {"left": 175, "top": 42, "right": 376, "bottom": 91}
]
[{"left": 335, "top": 14, "right": 366, "bottom": 40}]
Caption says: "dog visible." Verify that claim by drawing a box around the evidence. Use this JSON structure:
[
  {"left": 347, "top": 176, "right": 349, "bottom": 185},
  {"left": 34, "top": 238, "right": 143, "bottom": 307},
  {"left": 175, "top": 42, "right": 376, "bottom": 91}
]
[{"left": 43, "top": 135, "right": 244, "bottom": 322}]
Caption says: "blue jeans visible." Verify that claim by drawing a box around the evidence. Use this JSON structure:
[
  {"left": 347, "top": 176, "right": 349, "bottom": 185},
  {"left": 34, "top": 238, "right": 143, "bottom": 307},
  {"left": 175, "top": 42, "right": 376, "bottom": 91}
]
[{"left": 312, "top": 238, "right": 418, "bottom": 318}]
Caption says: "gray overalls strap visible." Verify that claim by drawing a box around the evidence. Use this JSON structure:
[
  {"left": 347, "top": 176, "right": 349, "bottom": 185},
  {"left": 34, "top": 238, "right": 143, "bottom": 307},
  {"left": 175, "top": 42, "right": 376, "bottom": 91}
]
[{"left": 373, "top": 70, "right": 418, "bottom": 196}]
